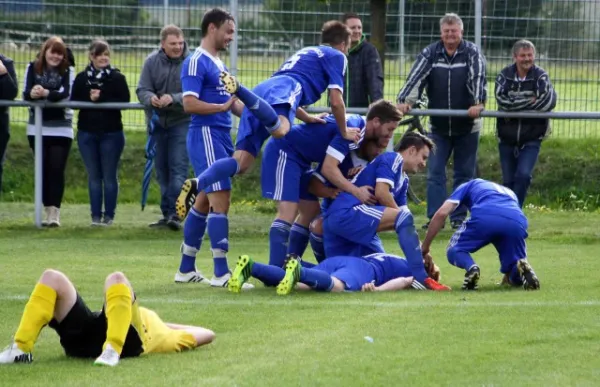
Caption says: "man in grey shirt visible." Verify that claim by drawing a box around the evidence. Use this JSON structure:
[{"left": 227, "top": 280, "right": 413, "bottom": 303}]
[{"left": 137, "top": 24, "right": 191, "bottom": 230}]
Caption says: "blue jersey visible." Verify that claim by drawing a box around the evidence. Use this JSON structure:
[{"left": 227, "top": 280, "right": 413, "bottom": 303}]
[
  {"left": 181, "top": 47, "right": 232, "bottom": 130},
  {"left": 448, "top": 179, "right": 521, "bottom": 215},
  {"left": 277, "top": 114, "right": 366, "bottom": 165},
  {"left": 329, "top": 152, "right": 405, "bottom": 211},
  {"left": 363, "top": 253, "right": 413, "bottom": 286},
  {"left": 394, "top": 173, "right": 409, "bottom": 207},
  {"left": 273, "top": 45, "right": 347, "bottom": 106}
]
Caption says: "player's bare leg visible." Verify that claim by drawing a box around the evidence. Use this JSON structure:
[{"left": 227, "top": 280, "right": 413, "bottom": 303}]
[
  {"left": 270, "top": 115, "right": 291, "bottom": 139},
  {"left": 1, "top": 269, "right": 77, "bottom": 364},
  {"left": 164, "top": 323, "right": 215, "bottom": 347}
]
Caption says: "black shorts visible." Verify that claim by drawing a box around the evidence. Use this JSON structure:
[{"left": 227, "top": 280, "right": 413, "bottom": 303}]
[{"left": 48, "top": 293, "right": 144, "bottom": 359}]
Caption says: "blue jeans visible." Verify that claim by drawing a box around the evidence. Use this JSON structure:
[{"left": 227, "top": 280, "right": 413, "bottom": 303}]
[
  {"left": 498, "top": 140, "right": 541, "bottom": 208},
  {"left": 77, "top": 130, "right": 125, "bottom": 219},
  {"left": 427, "top": 131, "right": 480, "bottom": 221},
  {"left": 153, "top": 121, "right": 189, "bottom": 218}
]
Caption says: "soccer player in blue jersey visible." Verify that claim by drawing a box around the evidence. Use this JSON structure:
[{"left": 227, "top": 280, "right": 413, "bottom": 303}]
[
  {"left": 261, "top": 100, "right": 401, "bottom": 267},
  {"left": 323, "top": 132, "right": 451, "bottom": 291},
  {"left": 420, "top": 178, "right": 540, "bottom": 290},
  {"left": 173, "top": 8, "right": 252, "bottom": 289},
  {"left": 176, "top": 20, "right": 359, "bottom": 207},
  {"left": 227, "top": 253, "right": 441, "bottom": 295}
]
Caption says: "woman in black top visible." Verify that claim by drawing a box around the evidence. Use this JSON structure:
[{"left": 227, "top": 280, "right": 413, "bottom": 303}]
[
  {"left": 23, "top": 36, "right": 73, "bottom": 227},
  {"left": 71, "top": 40, "right": 130, "bottom": 226}
]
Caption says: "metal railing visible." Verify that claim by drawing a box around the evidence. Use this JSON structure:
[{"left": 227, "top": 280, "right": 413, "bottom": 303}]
[{"left": 1, "top": 99, "right": 598, "bottom": 228}]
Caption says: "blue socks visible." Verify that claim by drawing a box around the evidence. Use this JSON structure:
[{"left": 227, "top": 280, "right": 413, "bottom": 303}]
[
  {"left": 179, "top": 208, "right": 207, "bottom": 273},
  {"left": 299, "top": 268, "right": 334, "bottom": 291},
  {"left": 208, "top": 213, "right": 230, "bottom": 277},
  {"left": 309, "top": 232, "right": 326, "bottom": 263},
  {"left": 197, "top": 158, "right": 239, "bottom": 192},
  {"left": 269, "top": 219, "right": 291, "bottom": 267},
  {"left": 447, "top": 245, "right": 476, "bottom": 271},
  {"left": 236, "top": 85, "right": 280, "bottom": 132},
  {"left": 394, "top": 209, "right": 429, "bottom": 283},
  {"left": 251, "top": 262, "right": 285, "bottom": 287},
  {"left": 288, "top": 223, "right": 309, "bottom": 258},
  {"left": 508, "top": 264, "right": 522, "bottom": 286}
]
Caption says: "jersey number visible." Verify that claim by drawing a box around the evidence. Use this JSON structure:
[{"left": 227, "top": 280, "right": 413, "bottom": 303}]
[{"left": 280, "top": 52, "right": 305, "bottom": 71}]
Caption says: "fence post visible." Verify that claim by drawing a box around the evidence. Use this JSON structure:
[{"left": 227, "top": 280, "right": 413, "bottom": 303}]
[
  {"left": 230, "top": 0, "right": 239, "bottom": 76},
  {"left": 475, "top": 0, "right": 482, "bottom": 49},
  {"left": 163, "top": 0, "right": 169, "bottom": 26},
  {"left": 34, "top": 105, "right": 43, "bottom": 228}
]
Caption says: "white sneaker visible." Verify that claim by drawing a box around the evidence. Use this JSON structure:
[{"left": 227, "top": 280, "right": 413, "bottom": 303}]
[
  {"left": 175, "top": 270, "right": 210, "bottom": 285},
  {"left": 211, "top": 272, "right": 254, "bottom": 289},
  {"left": 94, "top": 344, "right": 119, "bottom": 367},
  {"left": 47, "top": 206, "right": 60, "bottom": 227},
  {"left": 42, "top": 207, "right": 50, "bottom": 227},
  {"left": 0, "top": 343, "right": 32, "bottom": 364}
]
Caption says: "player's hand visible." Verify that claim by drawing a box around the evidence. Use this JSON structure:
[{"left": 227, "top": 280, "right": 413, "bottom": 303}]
[
  {"left": 90, "top": 89, "right": 101, "bottom": 102},
  {"left": 151, "top": 95, "right": 162, "bottom": 108},
  {"left": 220, "top": 96, "right": 239, "bottom": 112},
  {"left": 397, "top": 103, "right": 411, "bottom": 114},
  {"left": 353, "top": 185, "right": 376, "bottom": 205},
  {"left": 467, "top": 104, "right": 484, "bottom": 118},
  {"left": 159, "top": 94, "right": 173, "bottom": 107},
  {"left": 0, "top": 60, "right": 7, "bottom": 75},
  {"left": 347, "top": 166, "right": 363, "bottom": 179},
  {"left": 328, "top": 188, "right": 340, "bottom": 199},
  {"left": 342, "top": 127, "right": 361, "bottom": 143},
  {"left": 305, "top": 113, "right": 328, "bottom": 124},
  {"left": 361, "top": 282, "right": 377, "bottom": 292}
]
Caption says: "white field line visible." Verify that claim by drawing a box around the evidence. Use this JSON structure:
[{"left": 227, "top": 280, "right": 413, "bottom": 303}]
[{"left": 2, "top": 294, "right": 600, "bottom": 308}]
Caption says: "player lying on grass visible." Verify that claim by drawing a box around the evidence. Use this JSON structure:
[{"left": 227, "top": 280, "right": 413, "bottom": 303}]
[
  {"left": 0, "top": 270, "right": 215, "bottom": 366},
  {"left": 323, "top": 132, "right": 450, "bottom": 291},
  {"left": 421, "top": 178, "right": 540, "bottom": 290},
  {"left": 227, "top": 253, "right": 441, "bottom": 295}
]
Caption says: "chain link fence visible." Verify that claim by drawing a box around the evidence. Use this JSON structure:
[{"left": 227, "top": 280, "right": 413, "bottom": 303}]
[{"left": 1, "top": 0, "right": 599, "bottom": 137}]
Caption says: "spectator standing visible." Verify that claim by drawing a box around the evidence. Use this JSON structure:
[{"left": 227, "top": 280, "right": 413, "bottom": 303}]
[
  {"left": 397, "top": 13, "right": 487, "bottom": 229},
  {"left": 0, "top": 53, "right": 18, "bottom": 194},
  {"left": 71, "top": 40, "right": 131, "bottom": 226},
  {"left": 495, "top": 39, "right": 557, "bottom": 207},
  {"left": 137, "top": 25, "right": 190, "bottom": 230},
  {"left": 23, "top": 36, "right": 74, "bottom": 227},
  {"left": 341, "top": 12, "right": 384, "bottom": 108}
]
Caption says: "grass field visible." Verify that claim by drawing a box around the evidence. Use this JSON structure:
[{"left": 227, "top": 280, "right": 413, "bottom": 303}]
[
  {"left": 1, "top": 202, "right": 600, "bottom": 386},
  {"left": 4, "top": 49, "right": 600, "bottom": 138}
]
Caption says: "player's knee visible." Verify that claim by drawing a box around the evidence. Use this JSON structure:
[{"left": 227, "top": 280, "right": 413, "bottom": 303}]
[
  {"left": 39, "top": 269, "right": 68, "bottom": 287},
  {"left": 105, "top": 271, "right": 128, "bottom": 286},
  {"left": 309, "top": 217, "right": 324, "bottom": 235},
  {"left": 446, "top": 245, "right": 461, "bottom": 265},
  {"left": 271, "top": 117, "right": 290, "bottom": 139},
  {"left": 233, "top": 151, "right": 253, "bottom": 174},
  {"left": 394, "top": 206, "right": 414, "bottom": 231}
]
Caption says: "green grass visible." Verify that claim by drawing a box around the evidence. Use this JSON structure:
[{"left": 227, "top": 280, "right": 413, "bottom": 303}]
[
  {"left": 4, "top": 49, "right": 600, "bottom": 137},
  {"left": 1, "top": 203, "right": 600, "bottom": 386}
]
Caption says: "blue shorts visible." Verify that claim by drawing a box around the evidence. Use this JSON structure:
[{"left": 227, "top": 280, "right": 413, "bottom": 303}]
[
  {"left": 235, "top": 76, "right": 303, "bottom": 157},
  {"left": 323, "top": 205, "right": 385, "bottom": 258},
  {"left": 299, "top": 169, "right": 318, "bottom": 202},
  {"left": 261, "top": 139, "right": 309, "bottom": 202},
  {"left": 447, "top": 212, "right": 528, "bottom": 274},
  {"left": 315, "top": 256, "right": 376, "bottom": 291},
  {"left": 187, "top": 127, "right": 233, "bottom": 193}
]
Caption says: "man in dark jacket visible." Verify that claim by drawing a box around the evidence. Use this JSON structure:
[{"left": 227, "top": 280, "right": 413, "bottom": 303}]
[
  {"left": 495, "top": 39, "right": 557, "bottom": 207},
  {"left": 137, "top": 24, "right": 191, "bottom": 230},
  {"left": 397, "top": 13, "right": 487, "bottom": 229},
  {"left": 0, "top": 53, "right": 18, "bottom": 194},
  {"left": 342, "top": 13, "right": 384, "bottom": 108}
]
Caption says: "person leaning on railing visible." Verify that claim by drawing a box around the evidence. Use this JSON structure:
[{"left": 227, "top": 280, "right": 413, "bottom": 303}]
[
  {"left": 495, "top": 39, "right": 557, "bottom": 208},
  {"left": 23, "top": 36, "right": 74, "bottom": 227},
  {"left": 0, "top": 52, "right": 18, "bottom": 196},
  {"left": 71, "top": 40, "right": 130, "bottom": 227}
]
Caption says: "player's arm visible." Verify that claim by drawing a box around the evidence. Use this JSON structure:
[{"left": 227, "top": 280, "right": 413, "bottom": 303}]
[
  {"left": 375, "top": 182, "right": 398, "bottom": 209},
  {"left": 308, "top": 175, "right": 338, "bottom": 199},
  {"left": 329, "top": 88, "right": 358, "bottom": 141},
  {"left": 362, "top": 277, "right": 414, "bottom": 292},
  {"left": 421, "top": 200, "right": 459, "bottom": 254},
  {"left": 231, "top": 99, "right": 245, "bottom": 117},
  {"left": 182, "top": 95, "right": 238, "bottom": 115},
  {"left": 295, "top": 107, "right": 327, "bottom": 124},
  {"left": 165, "top": 323, "right": 215, "bottom": 348},
  {"left": 321, "top": 155, "right": 374, "bottom": 204}
]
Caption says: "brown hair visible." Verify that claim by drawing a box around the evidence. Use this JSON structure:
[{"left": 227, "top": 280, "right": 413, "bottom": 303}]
[
  {"left": 89, "top": 39, "right": 111, "bottom": 57},
  {"left": 342, "top": 12, "right": 361, "bottom": 24},
  {"left": 160, "top": 24, "right": 184, "bottom": 42},
  {"left": 366, "top": 99, "right": 403, "bottom": 124},
  {"left": 395, "top": 131, "right": 435, "bottom": 153},
  {"left": 34, "top": 36, "right": 69, "bottom": 75},
  {"left": 321, "top": 20, "right": 351, "bottom": 46}
]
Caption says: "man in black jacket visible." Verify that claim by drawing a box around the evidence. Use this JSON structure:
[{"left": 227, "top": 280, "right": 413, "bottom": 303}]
[
  {"left": 0, "top": 53, "right": 18, "bottom": 194},
  {"left": 495, "top": 39, "right": 557, "bottom": 208},
  {"left": 342, "top": 13, "right": 384, "bottom": 108},
  {"left": 397, "top": 13, "right": 487, "bottom": 230}
]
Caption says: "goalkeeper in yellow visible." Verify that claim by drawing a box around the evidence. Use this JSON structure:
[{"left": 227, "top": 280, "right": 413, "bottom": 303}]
[{"left": 0, "top": 269, "right": 215, "bottom": 366}]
